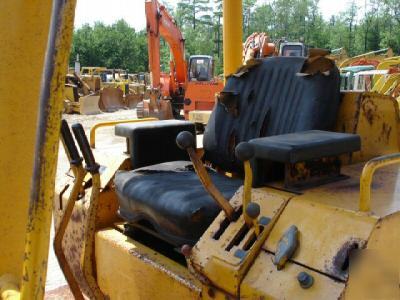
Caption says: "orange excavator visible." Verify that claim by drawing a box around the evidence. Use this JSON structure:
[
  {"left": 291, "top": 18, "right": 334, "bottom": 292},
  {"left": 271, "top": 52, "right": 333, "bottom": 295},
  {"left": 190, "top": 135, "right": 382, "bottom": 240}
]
[{"left": 139, "top": 0, "right": 223, "bottom": 120}]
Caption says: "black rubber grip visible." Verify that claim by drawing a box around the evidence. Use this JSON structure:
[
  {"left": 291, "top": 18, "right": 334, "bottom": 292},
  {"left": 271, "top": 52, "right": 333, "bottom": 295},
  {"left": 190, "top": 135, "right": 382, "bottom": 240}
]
[
  {"left": 60, "top": 120, "right": 82, "bottom": 166},
  {"left": 71, "top": 123, "right": 100, "bottom": 173},
  {"left": 235, "top": 142, "right": 255, "bottom": 161}
]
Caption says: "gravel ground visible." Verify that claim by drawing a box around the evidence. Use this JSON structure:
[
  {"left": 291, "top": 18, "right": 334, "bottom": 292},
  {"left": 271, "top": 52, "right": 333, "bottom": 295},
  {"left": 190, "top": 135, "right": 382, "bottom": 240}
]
[{"left": 45, "top": 109, "right": 137, "bottom": 298}]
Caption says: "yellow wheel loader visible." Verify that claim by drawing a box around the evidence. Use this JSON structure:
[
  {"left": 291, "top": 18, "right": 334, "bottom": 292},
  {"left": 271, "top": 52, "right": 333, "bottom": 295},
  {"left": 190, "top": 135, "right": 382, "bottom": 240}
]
[{"left": 1, "top": 1, "right": 400, "bottom": 300}]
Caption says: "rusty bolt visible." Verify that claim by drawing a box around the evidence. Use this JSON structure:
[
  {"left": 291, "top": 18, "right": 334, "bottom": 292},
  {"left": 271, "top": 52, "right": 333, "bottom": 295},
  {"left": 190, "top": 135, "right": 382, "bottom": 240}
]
[
  {"left": 297, "top": 271, "right": 314, "bottom": 289},
  {"left": 181, "top": 244, "right": 192, "bottom": 257},
  {"left": 207, "top": 287, "right": 215, "bottom": 298}
]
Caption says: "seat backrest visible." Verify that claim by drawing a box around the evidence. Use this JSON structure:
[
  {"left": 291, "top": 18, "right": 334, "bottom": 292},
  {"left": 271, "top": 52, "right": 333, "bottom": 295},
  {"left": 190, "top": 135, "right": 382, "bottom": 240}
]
[{"left": 203, "top": 56, "right": 341, "bottom": 173}]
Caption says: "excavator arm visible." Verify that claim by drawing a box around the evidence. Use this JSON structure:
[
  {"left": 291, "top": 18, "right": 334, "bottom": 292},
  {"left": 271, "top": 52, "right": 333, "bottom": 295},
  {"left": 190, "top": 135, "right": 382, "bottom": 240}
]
[{"left": 145, "top": 0, "right": 187, "bottom": 97}]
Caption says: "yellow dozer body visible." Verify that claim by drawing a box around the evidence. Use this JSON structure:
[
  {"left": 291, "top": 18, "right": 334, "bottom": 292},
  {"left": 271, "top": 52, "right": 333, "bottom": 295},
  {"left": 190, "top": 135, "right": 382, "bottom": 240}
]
[{"left": 0, "top": 1, "right": 400, "bottom": 300}]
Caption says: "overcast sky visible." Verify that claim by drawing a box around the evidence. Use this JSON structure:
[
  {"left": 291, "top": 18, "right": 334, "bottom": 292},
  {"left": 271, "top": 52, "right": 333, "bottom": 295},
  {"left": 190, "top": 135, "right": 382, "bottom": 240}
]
[{"left": 74, "top": 0, "right": 366, "bottom": 30}]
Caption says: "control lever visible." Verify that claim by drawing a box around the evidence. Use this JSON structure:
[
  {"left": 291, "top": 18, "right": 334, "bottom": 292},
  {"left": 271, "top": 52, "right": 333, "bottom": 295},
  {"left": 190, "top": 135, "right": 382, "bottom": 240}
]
[
  {"left": 235, "top": 142, "right": 260, "bottom": 236},
  {"left": 176, "top": 131, "right": 235, "bottom": 220},
  {"left": 71, "top": 123, "right": 105, "bottom": 300},
  {"left": 72, "top": 123, "right": 100, "bottom": 174},
  {"left": 61, "top": 119, "right": 82, "bottom": 167},
  {"left": 54, "top": 120, "right": 85, "bottom": 300}
]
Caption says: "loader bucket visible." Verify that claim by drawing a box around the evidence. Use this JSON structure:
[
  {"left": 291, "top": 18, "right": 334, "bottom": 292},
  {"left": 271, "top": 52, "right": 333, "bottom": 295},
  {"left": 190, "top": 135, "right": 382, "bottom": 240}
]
[
  {"left": 79, "top": 94, "right": 102, "bottom": 115},
  {"left": 99, "top": 87, "right": 126, "bottom": 112}
]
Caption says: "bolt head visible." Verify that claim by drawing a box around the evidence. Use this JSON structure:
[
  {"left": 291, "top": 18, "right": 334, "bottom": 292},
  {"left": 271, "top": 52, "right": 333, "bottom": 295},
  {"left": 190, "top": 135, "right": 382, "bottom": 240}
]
[
  {"left": 297, "top": 271, "right": 314, "bottom": 289},
  {"left": 181, "top": 244, "right": 192, "bottom": 257}
]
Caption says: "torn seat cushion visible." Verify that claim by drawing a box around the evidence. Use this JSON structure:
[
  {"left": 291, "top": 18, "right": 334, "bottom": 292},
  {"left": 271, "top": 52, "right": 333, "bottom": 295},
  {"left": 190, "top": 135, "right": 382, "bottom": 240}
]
[
  {"left": 115, "top": 161, "right": 242, "bottom": 246},
  {"left": 204, "top": 56, "right": 341, "bottom": 173}
]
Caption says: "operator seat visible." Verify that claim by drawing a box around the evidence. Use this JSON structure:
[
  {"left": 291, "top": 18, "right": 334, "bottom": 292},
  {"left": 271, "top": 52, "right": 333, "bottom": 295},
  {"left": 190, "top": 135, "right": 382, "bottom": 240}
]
[{"left": 115, "top": 57, "right": 341, "bottom": 247}]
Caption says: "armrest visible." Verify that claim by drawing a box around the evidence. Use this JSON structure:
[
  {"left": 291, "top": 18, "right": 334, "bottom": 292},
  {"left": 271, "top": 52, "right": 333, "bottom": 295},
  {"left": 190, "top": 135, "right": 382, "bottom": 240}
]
[
  {"left": 115, "top": 120, "right": 196, "bottom": 169},
  {"left": 248, "top": 130, "right": 361, "bottom": 189},
  {"left": 248, "top": 130, "right": 360, "bottom": 164}
]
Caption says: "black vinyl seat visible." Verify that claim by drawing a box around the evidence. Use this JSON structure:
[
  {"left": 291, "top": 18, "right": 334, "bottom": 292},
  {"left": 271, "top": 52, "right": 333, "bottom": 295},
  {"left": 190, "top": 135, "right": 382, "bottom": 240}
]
[
  {"left": 115, "top": 57, "right": 343, "bottom": 246},
  {"left": 115, "top": 161, "right": 242, "bottom": 246}
]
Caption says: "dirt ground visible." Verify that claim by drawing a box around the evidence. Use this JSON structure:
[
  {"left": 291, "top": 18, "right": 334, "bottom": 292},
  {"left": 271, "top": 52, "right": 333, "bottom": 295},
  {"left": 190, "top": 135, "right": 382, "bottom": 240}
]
[{"left": 45, "top": 109, "right": 137, "bottom": 299}]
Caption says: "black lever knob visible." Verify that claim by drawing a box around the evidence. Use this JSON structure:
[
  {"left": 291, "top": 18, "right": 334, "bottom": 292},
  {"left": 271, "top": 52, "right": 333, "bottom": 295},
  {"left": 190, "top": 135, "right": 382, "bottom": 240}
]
[
  {"left": 72, "top": 123, "right": 99, "bottom": 174},
  {"left": 60, "top": 119, "right": 82, "bottom": 166},
  {"left": 235, "top": 142, "right": 255, "bottom": 161},
  {"left": 176, "top": 131, "right": 195, "bottom": 150},
  {"left": 246, "top": 202, "right": 261, "bottom": 220}
]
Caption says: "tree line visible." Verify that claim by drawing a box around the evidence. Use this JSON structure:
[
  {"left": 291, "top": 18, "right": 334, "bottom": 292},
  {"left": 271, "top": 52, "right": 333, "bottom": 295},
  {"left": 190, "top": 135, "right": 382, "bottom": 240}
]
[{"left": 70, "top": 0, "right": 400, "bottom": 74}]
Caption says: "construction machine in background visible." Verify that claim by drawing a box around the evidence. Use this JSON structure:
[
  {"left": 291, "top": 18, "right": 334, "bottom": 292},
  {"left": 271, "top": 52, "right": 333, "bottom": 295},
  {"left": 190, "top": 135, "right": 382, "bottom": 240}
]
[
  {"left": 2, "top": 1, "right": 400, "bottom": 300},
  {"left": 340, "top": 53, "right": 400, "bottom": 98},
  {"left": 339, "top": 48, "right": 393, "bottom": 68},
  {"left": 139, "top": 0, "right": 223, "bottom": 121},
  {"left": 64, "top": 68, "right": 148, "bottom": 114},
  {"left": 328, "top": 47, "right": 348, "bottom": 65}
]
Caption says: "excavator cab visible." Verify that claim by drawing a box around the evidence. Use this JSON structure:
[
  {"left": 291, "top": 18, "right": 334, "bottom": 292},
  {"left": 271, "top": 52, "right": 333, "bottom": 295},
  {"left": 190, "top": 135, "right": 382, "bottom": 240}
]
[
  {"left": 188, "top": 55, "right": 214, "bottom": 82},
  {"left": 279, "top": 42, "right": 308, "bottom": 57}
]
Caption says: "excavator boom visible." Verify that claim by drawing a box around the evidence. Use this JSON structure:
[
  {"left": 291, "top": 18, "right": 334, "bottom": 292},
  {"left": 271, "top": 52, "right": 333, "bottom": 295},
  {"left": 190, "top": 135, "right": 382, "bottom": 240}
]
[{"left": 145, "top": 0, "right": 187, "bottom": 96}]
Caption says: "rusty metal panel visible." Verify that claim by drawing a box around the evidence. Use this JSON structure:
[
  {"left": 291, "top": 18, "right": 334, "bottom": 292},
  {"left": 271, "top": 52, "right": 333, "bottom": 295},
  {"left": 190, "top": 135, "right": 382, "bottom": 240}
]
[
  {"left": 190, "top": 187, "right": 293, "bottom": 296},
  {"left": 296, "top": 161, "right": 400, "bottom": 218},
  {"left": 241, "top": 251, "right": 344, "bottom": 299},
  {"left": 335, "top": 92, "right": 400, "bottom": 164},
  {"left": 263, "top": 197, "right": 377, "bottom": 281},
  {"left": 95, "top": 229, "right": 202, "bottom": 299},
  {"left": 53, "top": 153, "right": 129, "bottom": 297},
  {"left": 354, "top": 92, "right": 400, "bottom": 162},
  {"left": 344, "top": 212, "right": 400, "bottom": 299},
  {"left": 335, "top": 92, "right": 361, "bottom": 138}
]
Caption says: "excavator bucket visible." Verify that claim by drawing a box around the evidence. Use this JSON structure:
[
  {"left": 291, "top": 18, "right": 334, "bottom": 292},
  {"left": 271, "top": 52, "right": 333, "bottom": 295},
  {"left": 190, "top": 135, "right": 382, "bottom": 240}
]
[
  {"left": 125, "top": 93, "right": 143, "bottom": 109},
  {"left": 99, "top": 87, "right": 126, "bottom": 112}
]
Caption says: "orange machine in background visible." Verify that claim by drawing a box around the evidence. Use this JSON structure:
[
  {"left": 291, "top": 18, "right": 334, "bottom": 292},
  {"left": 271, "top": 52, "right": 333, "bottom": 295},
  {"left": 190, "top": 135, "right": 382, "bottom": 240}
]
[
  {"left": 184, "top": 55, "right": 224, "bottom": 120},
  {"left": 140, "top": 0, "right": 223, "bottom": 120}
]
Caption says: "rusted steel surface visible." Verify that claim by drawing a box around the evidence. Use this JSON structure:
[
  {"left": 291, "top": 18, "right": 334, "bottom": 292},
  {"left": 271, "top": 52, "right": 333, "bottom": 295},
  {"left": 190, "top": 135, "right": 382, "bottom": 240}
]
[
  {"left": 285, "top": 156, "right": 342, "bottom": 190},
  {"left": 335, "top": 92, "right": 400, "bottom": 163},
  {"left": 53, "top": 147, "right": 128, "bottom": 297},
  {"left": 21, "top": 1, "right": 77, "bottom": 298},
  {"left": 53, "top": 165, "right": 85, "bottom": 300},
  {"left": 263, "top": 197, "right": 377, "bottom": 282},
  {"left": 330, "top": 237, "right": 363, "bottom": 280}
]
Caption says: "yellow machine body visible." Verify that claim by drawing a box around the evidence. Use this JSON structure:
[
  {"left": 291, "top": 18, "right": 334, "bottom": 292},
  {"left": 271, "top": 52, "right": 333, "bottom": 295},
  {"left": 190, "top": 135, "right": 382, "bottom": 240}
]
[
  {"left": 50, "top": 91, "right": 400, "bottom": 299},
  {"left": 1, "top": 1, "right": 400, "bottom": 300},
  {"left": 81, "top": 67, "right": 107, "bottom": 76}
]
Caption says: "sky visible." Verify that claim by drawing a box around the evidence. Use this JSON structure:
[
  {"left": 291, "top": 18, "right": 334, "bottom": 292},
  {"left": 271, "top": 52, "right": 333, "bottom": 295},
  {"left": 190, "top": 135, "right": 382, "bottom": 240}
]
[{"left": 74, "top": 0, "right": 366, "bottom": 30}]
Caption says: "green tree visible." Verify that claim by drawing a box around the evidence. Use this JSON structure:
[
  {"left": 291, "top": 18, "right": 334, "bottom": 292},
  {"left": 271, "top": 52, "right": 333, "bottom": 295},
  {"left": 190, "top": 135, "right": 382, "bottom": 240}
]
[
  {"left": 243, "top": 0, "right": 257, "bottom": 37},
  {"left": 249, "top": 3, "right": 274, "bottom": 34},
  {"left": 176, "top": 0, "right": 212, "bottom": 30},
  {"left": 70, "top": 20, "right": 148, "bottom": 72},
  {"left": 213, "top": 0, "right": 223, "bottom": 58}
]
